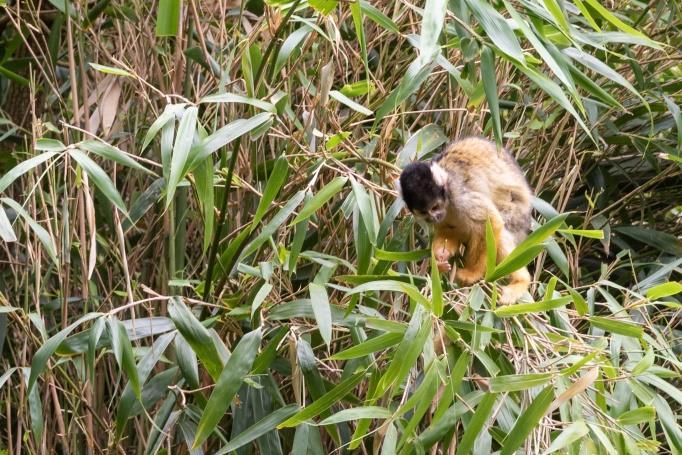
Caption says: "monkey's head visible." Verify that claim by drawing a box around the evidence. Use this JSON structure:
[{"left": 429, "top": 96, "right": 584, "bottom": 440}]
[{"left": 398, "top": 161, "right": 448, "bottom": 224}]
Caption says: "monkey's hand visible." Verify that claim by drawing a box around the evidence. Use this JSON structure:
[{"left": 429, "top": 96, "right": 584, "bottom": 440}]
[
  {"left": 455, "top": 267, "right": 484, "bottom": 286},
  {"left": 432, "top": 235, "right": 456, "bottom": 273},
  {"left": 435, "top": 248, "right": 451, "bottom": 272}
]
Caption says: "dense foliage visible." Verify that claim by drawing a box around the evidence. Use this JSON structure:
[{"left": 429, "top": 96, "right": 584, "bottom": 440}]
[{"left": 0, "top": 0, "right": 681, "bottom": 453}]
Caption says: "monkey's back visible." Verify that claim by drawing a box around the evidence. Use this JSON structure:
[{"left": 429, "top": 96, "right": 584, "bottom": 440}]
[{"left": 436, "top": 137, "right": 532, "bottom": 241}]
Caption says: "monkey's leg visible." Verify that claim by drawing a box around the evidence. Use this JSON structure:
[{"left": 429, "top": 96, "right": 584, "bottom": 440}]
[
  {"left": 432, "top": 228, "right": 460, "bottom": 273},
  {"left": 496, "top": 229, "right": 531, "bottom": 304},
  {"left": 456, "top": 206, "right": 508, "bottom": 285},
  {"left": 456, "top": 237, "right": 487, "bottom": 285},
  {"left": 455, "top": 197, "right": 505, "bottom": 286}
]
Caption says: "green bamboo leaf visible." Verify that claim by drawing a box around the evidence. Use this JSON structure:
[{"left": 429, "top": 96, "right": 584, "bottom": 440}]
[
  {"left": 35, "top": 138, "right": 66, "bottom": 152},
  {"left": 456, "top": 393, "right": 498, "bottom": 455},
  {"left": 563, "top": 47, "right": 641, "bottom": 100},
  {"left": 116, "top": 332, "right": 176, "bottom": 436},
  {"left": 200, "top": 92, "right": 276, "bottom": 113},
  {"left": 142, "top": 104, "right": 184, "bottom": 152},
  {"left": 376, "top": 306, "right": 431, "bottom": 396},
  {"left": 25, "top": 367, "right": 44, "bottom": 446},
  {"left": 374, "top": 59, "right": 435, "bottom": 124},
  {"left": 359, "top": 1, "right": 398, "bottom": 33},
  {"left": 251, "top": 155, "right": 289, "bottom": 231},
  {"left": 195, "top": 155, "right": 214, "bottom": 252},
  {"left": 273, "top": 26, "right": 312, "bottom": 75},
  {"left": 582, "top": 0, "right": 654, "bottom": 42},
  {"left": 501, "top": 386, "right": 555, "bottom": 455},
  {"left": 292, "top": 176, "right": 348, "bottom": 224},
  {"left": 317, "top": 407, "right": 391, "bottom": 426},
  {"left": 0, "top": 203, "right": 16, "bottom": 242},
  {"left": 646, "top": 282, "right": 682, "bottom": 300},
  {"left": 87, "top": 316, "right": 105, "bottom": 386},
  {"left": 396, "top": 123, "right": 448, "bottom": 167},
  {"left": 251, "top": 282, "right": 273, "bottom": 317},
  {"left": 544, "top": 421, "right": 589, "bottom": 454},
  {"left": 589, "top": 316, "right": 643, "bottom": 338},
  {"left": 28, "top": 312, "right": 103, "bottom": 393},
  {"left": 616, "top": 226, "right": 682, "bottom": 256},
  {"left": 573, "top": 0, "right": 601, "bottom": 31},
  {"left": 617, "top": 406, "right": 656, "bottom": 425},
  {"left": 543, "top": 0, "right": 570, "bottom": 33},
  {"left": 488, "top": 244, "right": 544, "bottom": 282},
  {"left": 88, "top": 63, "right": 133, "bottom": 77},
  {"left": 431, "top": 253, "right": 443, "bottom": 317},
  {"left": 347, "top": 280, "right": 430, "bottom": 310},
  {"left": 107, "top": 318, "right": 141, "bottom": 400},
  {"left": 79, "top": 140, "right": 151, "bottom": 174},
  {"left": 0, "top": 151, "right": 59, "bottom": 193},
  {"left": 374, "top": 248, "right": 430, "bottom": 262},
  {"left": 465, "top": 0, "right": 525, "bottom": 63},
  {"left": 664, "top": 95, "right": 682, "bottom": 152},
  {"left": 350, "top": 1, "right": 370, "bottom": 97},
  {"left": 484, "top": 218, "right": 497, "bottom": 281},
  {"left": 278, "top": 371, "right": 365, "bottom": 428},
  {"left": 489, "top": 214, "right": 568, "bottom": 281},
  {"left": 0, "top": 368, "right": 17, "bottom": 390},
  {"left": 309, "top": 0, "right": 338, "bottom": 15},
  {"left": 350, "top": 177, "right": 377, "bottom": 243},
  {"left": 481, "top": 46, "right": 502, "bottom": 149},
  {"left": 168, "top": 297, "right": 223, "bottom": 380},
  {"left": 166, "top": 106, "right": 198, "bottom": 207},
  {"left": 156, "top": 0, "right": 181, "bottom": 37},
  {"left": 69, "top": 149, "right": 128, "bottom": 214},
  {"left": 558, "top": 228, "right": 604, "bottom": 239},
  {"left": 193, "top": 328, "right": 262, "bottom": 448},
  {"left": 489, "top": 373, "right": 554, "bottom": 393},
  {"left": 329, "top": 90, "right": 372, "bottom": 115},
  {"left": 309, "top": 283, "right": 333, "bottom": 349},
  {"left": 144, "top": 396, "right": 180, "bottom": 455},
  {"left": 216, "top": 404, "right": 299, "bottom": 454},
  {"left": 1, "top": 198, "right": 58, "bottom": 266},
  {"left": 514, "top": 64, "right": 592, "bottom": 139},
  {"left": 190, "top": 113, "right": 274, "bottom": 168},
  {"left": 493, "top": 296, "right": 572, "bottom": 317},
  {"left": 241, "top": 190, "right": 305, "bottom": 260},
  {"left": 418, "top": 0, "right": 447, "bottom": 64},
  {"left": 330, "top": 332, "right": 404, "bottom": 360}
]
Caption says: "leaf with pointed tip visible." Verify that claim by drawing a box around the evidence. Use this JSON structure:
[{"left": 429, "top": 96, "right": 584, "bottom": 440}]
[
  {"left": 0, "top": 151, "right": 59, "bottom": 193},
  {"left": 193, "top": 328, "right": 262, "bottom": 448},
  {"left": 28, "top": 313, "right": 103, "bottom": 393},
  {"left": 79, "top": 140, "right": 151, "bottom": 174},
  {"left": 168, "top": 297, "right": 223, "bottom": 381},
  {"left": 69, "top": 149, "right": 128, "bottom": 215},
  {"left": 292, "top": 177, "right": 348, "bottom": 225},
  {"left": 1, "top": 198, "right": 58, "bottom": 266},
  {"left": 166, "top": 106, "right": 198, "bottom": 207}
]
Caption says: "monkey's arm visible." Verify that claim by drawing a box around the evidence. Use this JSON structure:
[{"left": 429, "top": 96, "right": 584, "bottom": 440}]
[{"left": 432, "top": 226, "right": 461, "bottom": 272}]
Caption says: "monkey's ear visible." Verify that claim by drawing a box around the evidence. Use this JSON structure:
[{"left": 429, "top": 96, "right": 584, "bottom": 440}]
[{"left": 431, "top": 162, "right": 448, "bottom": 187}]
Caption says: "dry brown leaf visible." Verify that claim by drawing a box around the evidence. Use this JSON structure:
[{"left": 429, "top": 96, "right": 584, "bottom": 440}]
[
  {"left": 549, "top": 366, "right": 599, "bottom": 413},
  {"left": 101, "top": 80, "right": 122, "bottom": 136}
]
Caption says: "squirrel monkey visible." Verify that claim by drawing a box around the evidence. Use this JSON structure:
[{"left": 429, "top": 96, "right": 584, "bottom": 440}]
[{"left": 398, "top": 137, "right": 533, "bottom": 304}]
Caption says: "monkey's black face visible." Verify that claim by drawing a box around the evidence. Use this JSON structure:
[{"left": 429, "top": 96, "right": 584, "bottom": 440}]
[{"left": 399, "top": 162, "right": 447, "bottom": 224}]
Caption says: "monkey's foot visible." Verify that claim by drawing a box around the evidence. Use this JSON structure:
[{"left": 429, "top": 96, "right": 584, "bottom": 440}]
[
  {"left": 455, "top": 268, "right": 484, "bottom": 286},
  {"left": 499, "top": 285, "right": 524, "bottom": 305}
]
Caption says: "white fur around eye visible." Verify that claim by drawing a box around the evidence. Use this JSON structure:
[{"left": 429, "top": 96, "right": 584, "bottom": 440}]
[{"left": 430, "top": 162, "right": 448, "bottom": 187}]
